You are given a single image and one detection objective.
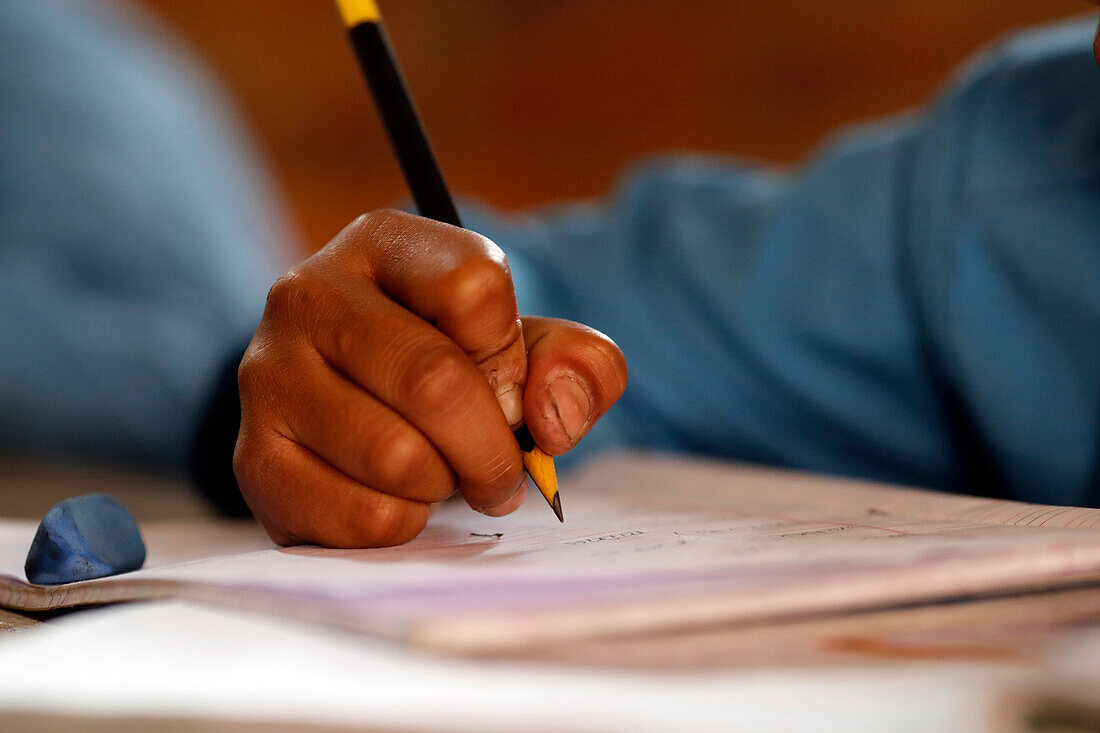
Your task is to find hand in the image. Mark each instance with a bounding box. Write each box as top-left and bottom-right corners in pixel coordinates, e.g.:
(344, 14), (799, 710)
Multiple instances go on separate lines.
(234, 210), (627, 548)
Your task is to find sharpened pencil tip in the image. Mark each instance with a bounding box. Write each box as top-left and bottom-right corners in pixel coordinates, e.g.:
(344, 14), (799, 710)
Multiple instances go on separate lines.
(520, 438), (561, 522)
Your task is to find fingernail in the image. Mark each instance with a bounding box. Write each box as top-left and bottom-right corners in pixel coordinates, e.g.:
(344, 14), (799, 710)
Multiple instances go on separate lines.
(495, 384), (523, 428)
(475, 475), (527, 517)
(549, 376), (591, 443)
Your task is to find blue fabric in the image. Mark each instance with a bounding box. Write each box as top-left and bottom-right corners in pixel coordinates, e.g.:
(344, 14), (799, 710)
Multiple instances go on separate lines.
(2, 2), (1097, 509)
(469, 18), (1100, 508)
(0, 0), (294, 465)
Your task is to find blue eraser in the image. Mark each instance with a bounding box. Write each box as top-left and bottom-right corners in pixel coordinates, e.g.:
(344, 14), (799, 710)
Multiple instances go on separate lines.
(24, 493), (146, 585)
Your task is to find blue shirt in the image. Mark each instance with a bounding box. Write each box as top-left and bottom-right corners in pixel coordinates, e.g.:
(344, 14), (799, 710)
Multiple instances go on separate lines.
(2, 3), (1097, 508)
(0, 0), (292, 465)
(472, 17), (1100, 508)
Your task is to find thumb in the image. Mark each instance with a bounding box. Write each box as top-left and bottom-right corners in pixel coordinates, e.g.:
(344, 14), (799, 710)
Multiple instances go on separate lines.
(520, 317), (628, 455)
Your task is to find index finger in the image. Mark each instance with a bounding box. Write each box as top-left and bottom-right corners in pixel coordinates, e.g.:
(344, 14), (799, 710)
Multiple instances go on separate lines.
(338, 210), (524, 365)
(330, 210), (529, 426)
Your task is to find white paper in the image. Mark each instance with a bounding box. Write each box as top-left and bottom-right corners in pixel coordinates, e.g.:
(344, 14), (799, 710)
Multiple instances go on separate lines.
(3, 452), (1100, 652)
(0, 600), (1014, 733)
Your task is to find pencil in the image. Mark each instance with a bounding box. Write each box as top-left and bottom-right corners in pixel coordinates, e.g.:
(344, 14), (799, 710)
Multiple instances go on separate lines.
(334, 0), (563, 522)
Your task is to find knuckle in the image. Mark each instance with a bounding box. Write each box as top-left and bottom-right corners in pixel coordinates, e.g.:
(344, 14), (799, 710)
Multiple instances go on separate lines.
(236, 353), (260, 401)
(264, 267), (320, 322)
(398, 343), (472, 416)
(230, 435), (252, 489)
(235, 343), (293, 421)
(264, 269), (299, 315)
(232, 430), (275, 506)
(347, 209), (407, 249)
(358, 208), (404, 231)
(330, 322), (361, 366)
(371, 428), (429, 489)
(441, 252), (514, 320)
(266, 269), (342, 347)
(359, 498), (426, 548)
(364, 500), (405, 546)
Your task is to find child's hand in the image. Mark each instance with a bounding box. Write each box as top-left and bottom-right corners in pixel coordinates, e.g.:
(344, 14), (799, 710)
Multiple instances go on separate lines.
(234, 210), (627, 547)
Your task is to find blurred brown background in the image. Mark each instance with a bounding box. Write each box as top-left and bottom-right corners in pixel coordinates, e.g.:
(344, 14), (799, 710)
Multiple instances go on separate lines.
(136, 1), (1091, 252)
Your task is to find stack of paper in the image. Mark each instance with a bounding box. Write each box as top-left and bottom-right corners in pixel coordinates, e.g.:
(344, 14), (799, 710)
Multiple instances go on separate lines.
(2, 452), (1099, 653)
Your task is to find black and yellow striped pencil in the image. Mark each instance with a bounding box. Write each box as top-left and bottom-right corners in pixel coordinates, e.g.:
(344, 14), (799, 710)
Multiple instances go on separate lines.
(334, 0), (563, 522)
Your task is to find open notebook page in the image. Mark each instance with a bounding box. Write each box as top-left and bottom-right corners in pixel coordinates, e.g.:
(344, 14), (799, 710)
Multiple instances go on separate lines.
(2, 452), (1100, 653)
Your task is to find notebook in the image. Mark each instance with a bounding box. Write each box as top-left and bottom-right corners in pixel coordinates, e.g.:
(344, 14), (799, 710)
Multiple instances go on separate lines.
(2, 452), (1100, 653)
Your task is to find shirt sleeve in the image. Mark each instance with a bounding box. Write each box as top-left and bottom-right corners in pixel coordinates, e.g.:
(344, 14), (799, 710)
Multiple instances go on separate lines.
(467, 18), (1100, 507)
(0, 0), (296, 466)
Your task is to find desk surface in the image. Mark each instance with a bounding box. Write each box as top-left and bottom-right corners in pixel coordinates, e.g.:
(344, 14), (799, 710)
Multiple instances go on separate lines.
(1, 455), (1099, 731)
(0, 453), (213, 633)
(3, 454), (1100, 663)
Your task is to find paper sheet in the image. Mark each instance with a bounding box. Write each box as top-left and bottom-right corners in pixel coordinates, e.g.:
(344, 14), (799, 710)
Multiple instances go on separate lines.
(0, 601), (1014, 733)
(2, 452), (1100, 652)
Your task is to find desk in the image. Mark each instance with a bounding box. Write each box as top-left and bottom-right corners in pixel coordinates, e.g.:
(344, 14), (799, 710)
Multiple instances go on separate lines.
(7, 454), (1100, 668)
(1, 456), (1099, 731)
(0, 454), (213, 634)
(0, 453), (211, 523)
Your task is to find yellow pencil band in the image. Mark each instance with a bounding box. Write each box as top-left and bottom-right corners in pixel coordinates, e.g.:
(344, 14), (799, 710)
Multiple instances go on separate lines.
(336, 0), (381, 28)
